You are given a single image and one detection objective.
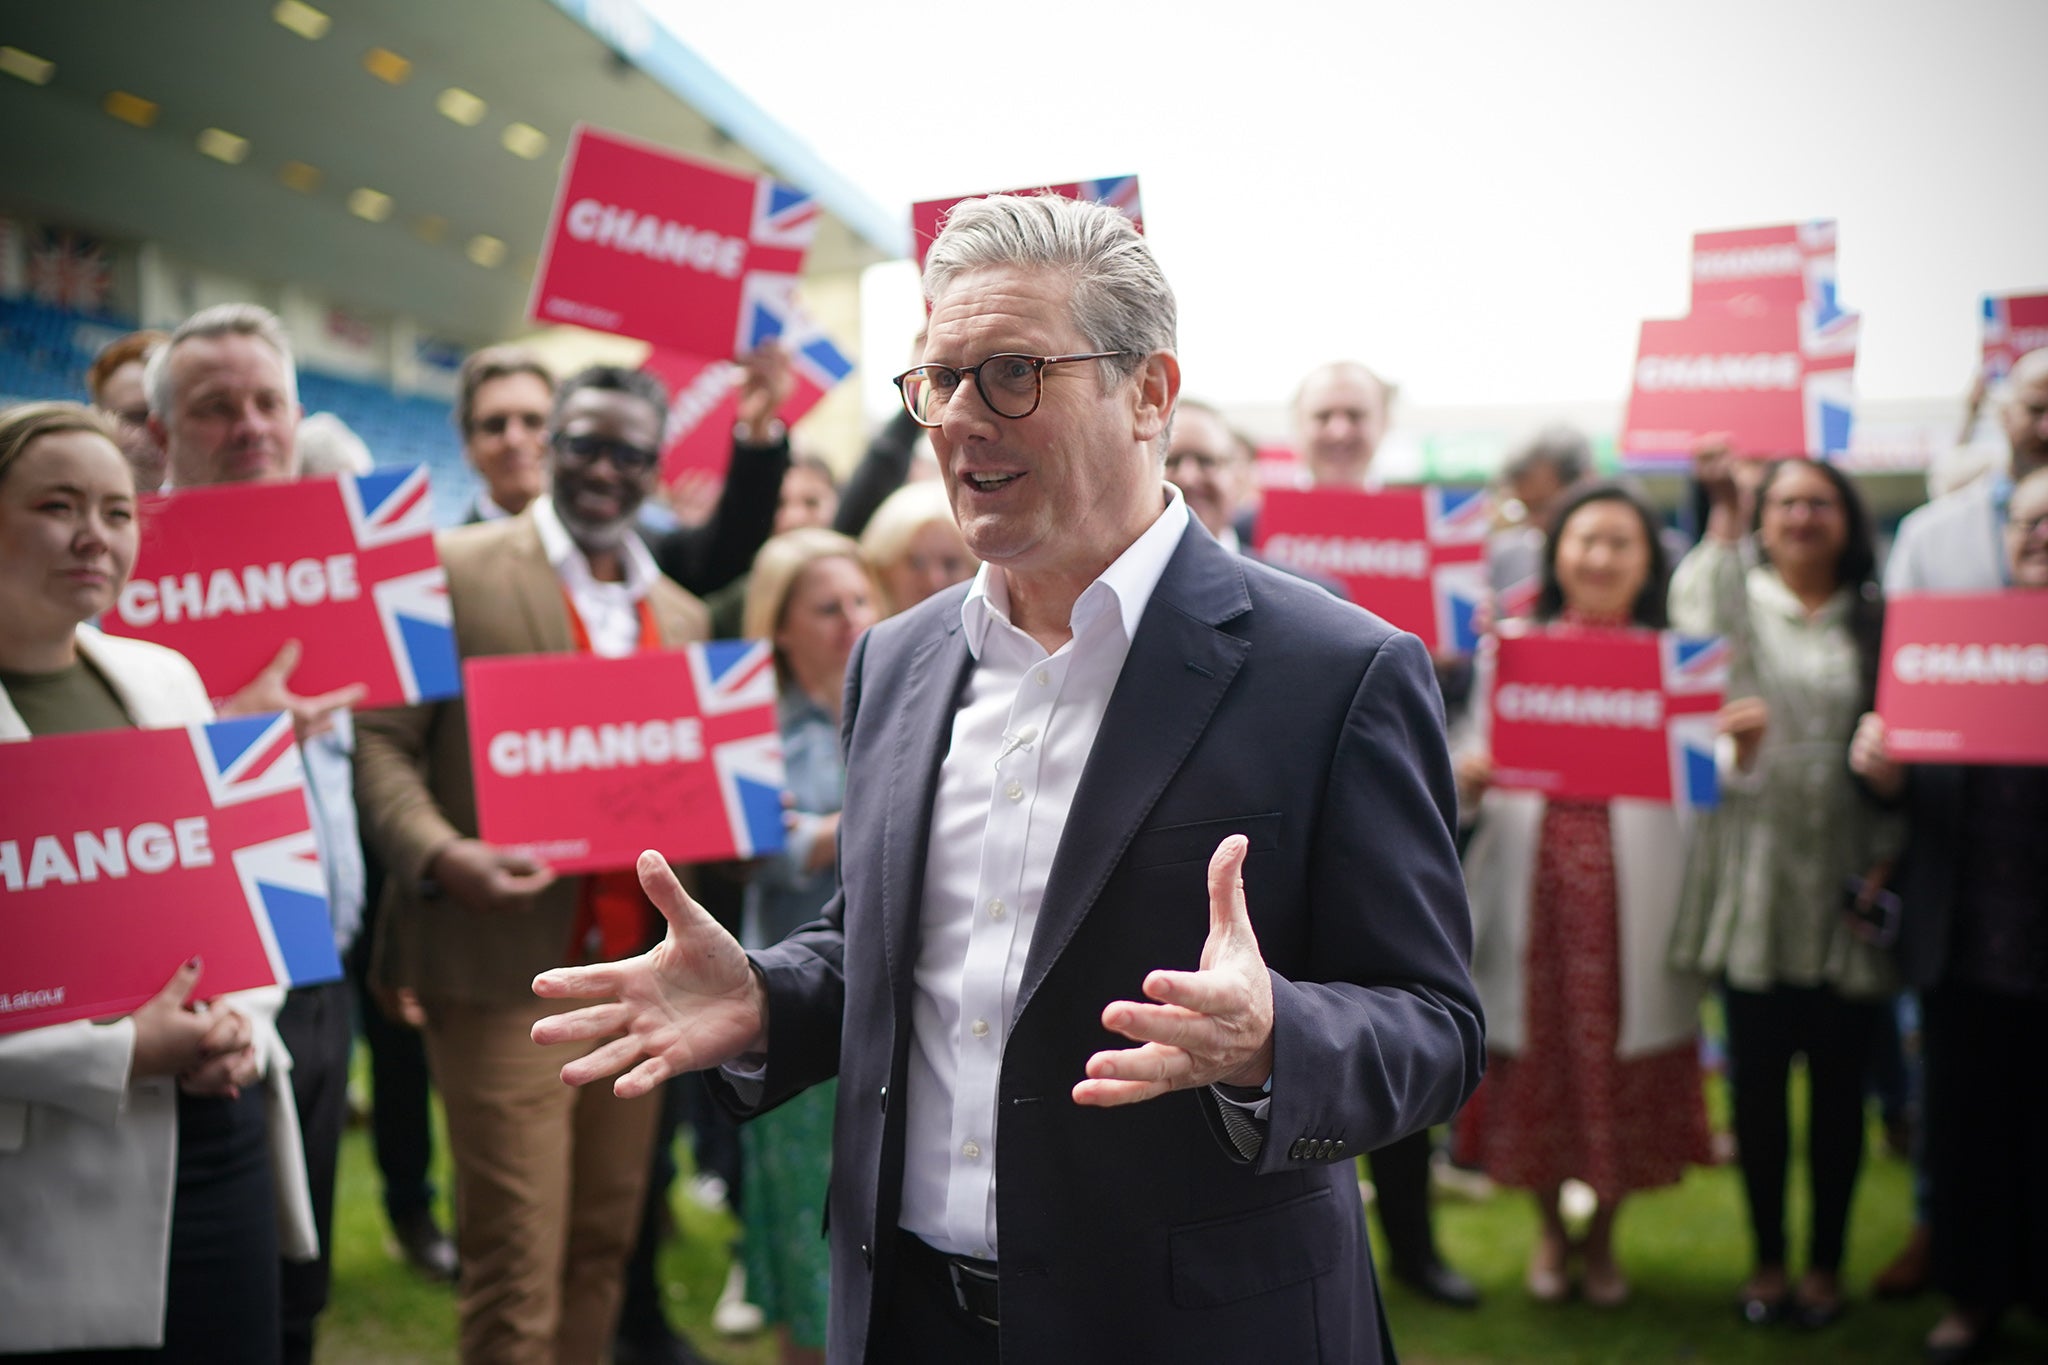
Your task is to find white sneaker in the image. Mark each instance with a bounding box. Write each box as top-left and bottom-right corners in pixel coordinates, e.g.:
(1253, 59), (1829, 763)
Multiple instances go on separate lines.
(712, 1263), (764, 1338)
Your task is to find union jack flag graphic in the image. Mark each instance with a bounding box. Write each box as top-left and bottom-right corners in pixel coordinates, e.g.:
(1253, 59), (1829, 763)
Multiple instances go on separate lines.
(1660, 633), (1731, 810)
(232, 829), (339, 991)
(735, 270), (804, 357)
(27, 228), (111, 311)
(1080, 176), (1144, 229)
(188, 714), (343, 987)
(750, 178), (821, 253)
(342, 467), (459, 704)
(192, 711), (304, 807)
(1426, 487), (1492, 654)
(688, 641), (786, 858)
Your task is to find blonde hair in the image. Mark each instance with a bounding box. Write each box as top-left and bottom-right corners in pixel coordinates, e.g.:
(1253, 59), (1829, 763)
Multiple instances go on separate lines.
(859, 482), (957, 574)
(742, 528), (876, 676)
(0, 401), (123, 488)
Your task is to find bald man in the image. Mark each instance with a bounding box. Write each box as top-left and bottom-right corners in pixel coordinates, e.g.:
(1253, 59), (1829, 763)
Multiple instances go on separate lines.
(1295, 361), (1394, 488)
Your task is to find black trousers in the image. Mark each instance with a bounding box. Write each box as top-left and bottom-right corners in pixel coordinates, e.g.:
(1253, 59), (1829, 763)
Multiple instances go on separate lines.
(277, 980), (353, 1365)
(1925, 983), (2048, 1318)
(1369, 1126), (1443, 1271)
(1723, 982), (1884, 1272)
(348, 860), (439, 1227)
(869, 1232), (1000, 1365)
(21, 1086), (280, 1363)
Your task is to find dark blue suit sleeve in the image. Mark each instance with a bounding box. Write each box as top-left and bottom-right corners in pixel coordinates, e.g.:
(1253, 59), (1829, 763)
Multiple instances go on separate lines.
(1254, 630), (1485, 1170)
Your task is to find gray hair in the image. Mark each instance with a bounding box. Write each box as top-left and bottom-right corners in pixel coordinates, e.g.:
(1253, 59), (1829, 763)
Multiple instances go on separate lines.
(1501, 424), (1593, 490)
(923, 194), (1177, 393)
(295, 411), (374, 477)
(144, 302), (300, 417)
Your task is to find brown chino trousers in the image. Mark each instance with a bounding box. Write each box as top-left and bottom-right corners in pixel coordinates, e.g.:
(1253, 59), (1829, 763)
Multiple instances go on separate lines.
(423, 999), (661, 1365)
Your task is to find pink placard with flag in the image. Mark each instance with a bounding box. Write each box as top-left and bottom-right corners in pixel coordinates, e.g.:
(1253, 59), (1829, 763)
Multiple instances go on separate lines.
(1983, 292), (2048, 380)
(912, 176), (1142, 275)
(1624, 219), (1858, 467)
(645, 314), (854, 484)
(1487, 627), (1728, 807)
(1690, 220), (1840, 311)
(1253, 486), (1488, 653)
(0, 712), (340, 1035)
(530, 125), (820, 360)
(1876, 592), (2048, 764)
(464, 643), (787, 875)
(100, 467), (458, 710)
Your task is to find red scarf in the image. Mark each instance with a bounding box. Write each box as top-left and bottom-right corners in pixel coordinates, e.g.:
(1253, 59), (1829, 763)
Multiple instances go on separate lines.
(563, 587), (666, 963)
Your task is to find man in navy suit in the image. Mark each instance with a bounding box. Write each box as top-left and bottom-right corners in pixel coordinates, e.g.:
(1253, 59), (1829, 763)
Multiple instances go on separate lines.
(533, 193), (1482, 1363)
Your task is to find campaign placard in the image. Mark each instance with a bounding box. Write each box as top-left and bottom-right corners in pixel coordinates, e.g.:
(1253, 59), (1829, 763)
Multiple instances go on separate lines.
(1690, 220), (1840, 312)
(1625, 220), (1859, 468)
(100, 467), (458, 710)
(645, 315), (853, 484)
(1621, 301), (1857, 465)
(0, 712), (341, 1034)
(1876, 592), (2048, 764)
(1486, 627), (1728, 807)
(1253, 486), (1488, 653)
(1983, 292), (2048, 380)
(530, 125), (820, 360)
(464, 642), (788, 874)
(107, 469), (456, 703)
(912, 175), (1142, 275)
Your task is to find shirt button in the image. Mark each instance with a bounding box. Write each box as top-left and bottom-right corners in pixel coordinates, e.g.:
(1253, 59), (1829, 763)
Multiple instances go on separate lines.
(1004, 780), (1024, 802)
(987, 898), (1006, 920)
(971, 1019), (989, 1037)
(1035, 669), (1050, 686)
(962, 1140), (982, 1159)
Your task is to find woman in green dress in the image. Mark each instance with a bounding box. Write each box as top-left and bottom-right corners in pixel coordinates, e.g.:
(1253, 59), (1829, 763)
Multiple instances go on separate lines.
(1668, 446), (1897, 1331)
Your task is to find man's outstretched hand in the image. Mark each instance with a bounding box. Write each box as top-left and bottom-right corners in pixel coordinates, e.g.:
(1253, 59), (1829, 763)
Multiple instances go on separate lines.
(531, 851), (768, 1098)
(1073, 835), (1275, 1107)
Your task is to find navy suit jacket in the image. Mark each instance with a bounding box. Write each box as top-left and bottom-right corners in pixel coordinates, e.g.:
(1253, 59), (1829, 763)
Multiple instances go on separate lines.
(731, 521), (1483, 1362)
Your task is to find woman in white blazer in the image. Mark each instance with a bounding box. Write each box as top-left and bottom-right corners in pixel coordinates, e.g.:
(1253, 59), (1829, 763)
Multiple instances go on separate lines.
(0, 403), (315, 1360)
(1456, 482), (1760, 1309)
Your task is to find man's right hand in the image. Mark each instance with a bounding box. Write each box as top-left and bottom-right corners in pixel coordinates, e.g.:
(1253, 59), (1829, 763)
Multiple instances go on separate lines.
(531, 851), (767, 1098)
(431, 838), (557, 913)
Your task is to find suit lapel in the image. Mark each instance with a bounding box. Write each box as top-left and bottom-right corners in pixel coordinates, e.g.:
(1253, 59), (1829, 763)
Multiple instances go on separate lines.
(502, 517), (574, 653)
(879, 611), (975, 1004)
(1015, 531), (1252, 1021)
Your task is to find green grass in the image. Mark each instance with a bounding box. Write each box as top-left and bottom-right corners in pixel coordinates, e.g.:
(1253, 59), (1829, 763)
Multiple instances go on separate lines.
(314, 1058), (2047, 1364)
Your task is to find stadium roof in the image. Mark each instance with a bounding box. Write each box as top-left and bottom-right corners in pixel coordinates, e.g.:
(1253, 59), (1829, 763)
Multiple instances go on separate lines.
(0, 0), (904, 343)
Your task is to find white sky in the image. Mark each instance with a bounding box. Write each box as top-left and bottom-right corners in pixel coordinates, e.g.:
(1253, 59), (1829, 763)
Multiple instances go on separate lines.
(652, 0), (2045, 420)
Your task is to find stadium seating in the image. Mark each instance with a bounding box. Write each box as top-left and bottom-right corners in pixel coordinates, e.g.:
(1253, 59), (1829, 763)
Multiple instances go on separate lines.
(0, 296), (479, 524)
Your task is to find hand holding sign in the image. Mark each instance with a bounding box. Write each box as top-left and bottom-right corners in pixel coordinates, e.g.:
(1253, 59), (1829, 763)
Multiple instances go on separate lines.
(126, 958), (215, 1080)
(1849, 711), (1905, 800)
(430, 837), (558, 915)
(532, 851), (769, 1098)
(734, 342), (793, 445)
(218, 640), (367, 743)
(1074, 835), (1275, 1107)
(179, 1006), (260, 1100)
(1718, 696), (1770, 773)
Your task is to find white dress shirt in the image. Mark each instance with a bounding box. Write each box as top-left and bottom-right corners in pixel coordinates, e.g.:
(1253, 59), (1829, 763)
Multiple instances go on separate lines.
(899, 486), (1190, 1258)
(529, 495), (661, 657)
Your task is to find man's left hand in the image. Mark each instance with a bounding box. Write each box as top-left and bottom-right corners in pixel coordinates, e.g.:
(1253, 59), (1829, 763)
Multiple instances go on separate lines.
(1074, 835), (1274, 1107)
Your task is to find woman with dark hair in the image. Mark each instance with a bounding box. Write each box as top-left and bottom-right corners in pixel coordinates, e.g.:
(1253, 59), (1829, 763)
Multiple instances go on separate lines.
(1668, 447), (1898, 1331)
(1457, 482), (1734, 1306)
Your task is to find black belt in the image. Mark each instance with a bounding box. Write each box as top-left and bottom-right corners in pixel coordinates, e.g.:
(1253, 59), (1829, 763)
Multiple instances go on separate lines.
(899, 1230), (1000, 1327)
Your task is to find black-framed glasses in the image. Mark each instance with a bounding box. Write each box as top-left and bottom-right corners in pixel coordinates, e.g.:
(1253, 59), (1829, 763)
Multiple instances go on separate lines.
(892, 351), (1134, 427)
(550, 430), (661, 472)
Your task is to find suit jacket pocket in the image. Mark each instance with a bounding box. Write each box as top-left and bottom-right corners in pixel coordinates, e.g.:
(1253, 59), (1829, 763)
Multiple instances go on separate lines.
(1121, 812), (1282, 871)
(1168, 1185), (1341, 1308)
